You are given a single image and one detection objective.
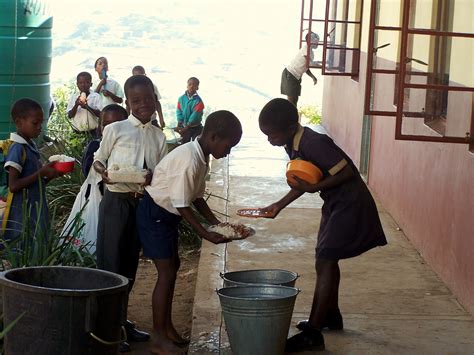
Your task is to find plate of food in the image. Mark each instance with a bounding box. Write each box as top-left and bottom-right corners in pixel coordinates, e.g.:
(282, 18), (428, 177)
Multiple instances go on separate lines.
(236, 208), (273, 218)
(49, 154), (75, 173)
(107, 164), (148, 184)
(207, 223), (255, 240)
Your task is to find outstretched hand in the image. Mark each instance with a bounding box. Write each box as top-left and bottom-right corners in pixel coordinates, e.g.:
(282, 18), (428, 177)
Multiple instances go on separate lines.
(258, 203), (282, 219)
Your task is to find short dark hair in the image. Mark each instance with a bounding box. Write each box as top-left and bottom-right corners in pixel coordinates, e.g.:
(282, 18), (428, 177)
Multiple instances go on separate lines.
(259, 98), (298, 131)
(188, 77), (200, 86)
(11, 98), (43, 122)
(94, 56), (107, 68)
(101, 104), (128, 119)
(132, 65), (145, 74)
(77, 71), (92, 81)
(203, 110), (242, 139)
(123, 75), (155, 98)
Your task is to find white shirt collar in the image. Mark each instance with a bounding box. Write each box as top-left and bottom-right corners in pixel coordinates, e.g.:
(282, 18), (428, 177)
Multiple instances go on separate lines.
(128, 114), (153, 128)
(193, 139), (207, 165)
(10, 132), (29, 144)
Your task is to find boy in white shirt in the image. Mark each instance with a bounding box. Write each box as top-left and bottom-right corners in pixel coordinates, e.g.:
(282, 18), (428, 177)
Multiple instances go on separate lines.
(136, 110), (242, 354)
(93, 56), (124, 107)
(281, 32), (319, 106)
(93, 74), (167, 352)
(132, 65), (166, 129)
(67, 72), (103, 137)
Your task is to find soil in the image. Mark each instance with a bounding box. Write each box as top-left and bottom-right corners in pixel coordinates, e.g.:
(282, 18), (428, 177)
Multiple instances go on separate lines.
(127, 248), (200, 354)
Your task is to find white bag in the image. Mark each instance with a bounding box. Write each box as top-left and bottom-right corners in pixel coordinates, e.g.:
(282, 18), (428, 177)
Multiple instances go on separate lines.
(61, 169), (102, 254)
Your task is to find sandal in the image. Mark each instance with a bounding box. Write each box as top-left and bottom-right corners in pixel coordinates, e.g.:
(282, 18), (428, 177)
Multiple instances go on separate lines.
(296, 309), (343, 331)
(285, 327), (325, 352)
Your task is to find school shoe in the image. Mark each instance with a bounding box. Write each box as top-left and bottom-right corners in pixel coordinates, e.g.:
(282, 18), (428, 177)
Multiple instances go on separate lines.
(285, 327), (325, 352)
(296, 309), (343, 331)
(119, 341), (131, 353)
(124, 320), (151, 342)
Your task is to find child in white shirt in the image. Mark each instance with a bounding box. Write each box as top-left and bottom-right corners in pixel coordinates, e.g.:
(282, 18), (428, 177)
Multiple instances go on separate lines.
(93, 56), (124, 107)
(136, 110), (242, 354)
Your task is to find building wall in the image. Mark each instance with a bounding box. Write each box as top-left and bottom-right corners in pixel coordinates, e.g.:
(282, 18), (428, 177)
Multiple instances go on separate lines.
(321, 2), (474, 314)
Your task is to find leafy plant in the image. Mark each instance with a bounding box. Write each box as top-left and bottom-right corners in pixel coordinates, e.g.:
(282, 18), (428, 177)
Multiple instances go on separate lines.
(299, 105), (322, 125)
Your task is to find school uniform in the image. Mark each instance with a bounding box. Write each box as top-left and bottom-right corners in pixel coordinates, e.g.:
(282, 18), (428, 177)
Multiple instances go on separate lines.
(93, 77), (124, 107)
(286, 125), (387, 259)
(137, 140), (208, 259)
(93, 115), (167, 286)
(66, 91), (103, 135)
(3, 133), (48, 240)
(281, 43), (314, 97)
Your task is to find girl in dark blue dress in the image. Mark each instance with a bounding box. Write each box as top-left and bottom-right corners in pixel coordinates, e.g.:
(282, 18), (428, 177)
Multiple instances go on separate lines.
(258, 98), (387, 352)
(3, 99), (62, 245)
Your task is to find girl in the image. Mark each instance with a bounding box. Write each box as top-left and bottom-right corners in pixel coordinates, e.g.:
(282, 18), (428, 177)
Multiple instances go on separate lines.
(258, 98), (387, 352)
(3, 98), (62, 242)
(94, 56), (124, 107)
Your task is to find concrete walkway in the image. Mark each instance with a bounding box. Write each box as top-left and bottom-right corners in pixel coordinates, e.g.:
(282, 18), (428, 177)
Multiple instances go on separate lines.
(188, 125), (474, 354)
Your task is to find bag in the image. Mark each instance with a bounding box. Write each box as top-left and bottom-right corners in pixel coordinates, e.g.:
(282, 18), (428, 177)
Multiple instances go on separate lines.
(61, 169), (102, 253)
(0, 140), (26, 232)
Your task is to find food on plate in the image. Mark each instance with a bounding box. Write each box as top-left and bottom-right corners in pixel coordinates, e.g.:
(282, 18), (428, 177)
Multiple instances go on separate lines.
(107, 164), (148, 183)
(236, 208), (273, 218)
(49, 154), (75, 163)
(207, 223), (255, 240)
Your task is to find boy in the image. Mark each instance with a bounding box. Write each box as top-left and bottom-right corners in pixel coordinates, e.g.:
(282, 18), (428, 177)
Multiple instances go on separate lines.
(281, 32), (319, 106)
(93, 75), (168, 352)
(132, 65), (166, 129)
(137, 110), (242, 354)
(67, 72), (103, 137)
(94, 57), (124, 106)
(174, 77), (204, 143)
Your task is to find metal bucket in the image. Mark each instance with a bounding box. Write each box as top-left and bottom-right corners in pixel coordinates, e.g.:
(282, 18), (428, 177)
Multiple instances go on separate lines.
(0, 266), (129, 355)
(221, 269), (298, 287)
(217, 285), (299, 355)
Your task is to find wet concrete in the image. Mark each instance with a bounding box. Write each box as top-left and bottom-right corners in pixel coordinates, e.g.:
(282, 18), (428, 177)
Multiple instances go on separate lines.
(189, 125), (474, 354)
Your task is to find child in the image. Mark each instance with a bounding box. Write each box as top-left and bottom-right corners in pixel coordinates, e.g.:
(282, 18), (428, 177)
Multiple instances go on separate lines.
(132, 65), (166, 129)
(3, 99), (62, 241)
(93, 56), (124, 107)
(174, 77), (204, 143)
(67, 71), (103, 137)
(258, 98), (387, 352)
(63, 105), (129, 252)
(281, 32), (319, 106)
(93, 75), (168, 352)
(136, 110), (242, 354)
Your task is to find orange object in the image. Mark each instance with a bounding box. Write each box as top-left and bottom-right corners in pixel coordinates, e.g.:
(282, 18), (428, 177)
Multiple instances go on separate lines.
(286, 159), (322, 184)
(52, 161), (75, 173)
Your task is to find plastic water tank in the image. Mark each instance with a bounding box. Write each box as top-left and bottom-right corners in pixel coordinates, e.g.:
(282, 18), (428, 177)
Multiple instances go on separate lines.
(0, 0), (53, 138)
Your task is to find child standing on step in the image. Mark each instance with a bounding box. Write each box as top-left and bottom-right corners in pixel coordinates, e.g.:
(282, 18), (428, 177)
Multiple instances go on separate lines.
(258, 98), (387, 352)
(136, 110), (242, 354)
(3, 98), (62, 242)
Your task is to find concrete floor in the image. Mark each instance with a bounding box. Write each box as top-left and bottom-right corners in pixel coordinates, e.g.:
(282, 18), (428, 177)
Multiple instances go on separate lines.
(188, 126), (474, 354)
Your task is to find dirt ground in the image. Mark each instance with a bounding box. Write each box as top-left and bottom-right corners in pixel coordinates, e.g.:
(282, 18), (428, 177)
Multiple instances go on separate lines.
(127, 248), (200, 354)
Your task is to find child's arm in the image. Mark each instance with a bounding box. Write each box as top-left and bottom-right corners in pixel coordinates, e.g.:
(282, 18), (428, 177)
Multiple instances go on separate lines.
(176, 100), (184, 126)
(92, 126), (115, 183)
(260, 189), (305, 219)
(192, 197), (220, 225)
(103, 90), (123, 104)
(67, 96), (81, 119)
(305, 68), (318, 85)
(95, 78), (106, 93)
(186, 101), (204, 127)
(177, 206), (228, 244)
(289, 163), (354, 193)
(156, 100), (166, 129)
(85, 104), (101, 118)
(7, 164), (60, 193)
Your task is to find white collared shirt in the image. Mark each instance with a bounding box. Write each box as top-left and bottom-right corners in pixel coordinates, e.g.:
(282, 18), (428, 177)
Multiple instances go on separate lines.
(92, 77), (124, 107)
(4, 133), (38, 173)
(145, 140), (208, 215)
(287, 44), (315, 80)
(66, 92), (103, 131)
(94, 114), (168, 193)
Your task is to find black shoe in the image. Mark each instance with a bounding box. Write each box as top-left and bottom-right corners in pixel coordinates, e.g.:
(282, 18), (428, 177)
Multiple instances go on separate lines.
(285, 327), (325, 352)
(124, 320), (150, 342)
(119, 341), (131, 353)
(296, 309), (343, 331)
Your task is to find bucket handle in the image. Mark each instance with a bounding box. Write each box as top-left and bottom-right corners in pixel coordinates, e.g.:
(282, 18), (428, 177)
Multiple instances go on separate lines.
(89, 326), (127, 346)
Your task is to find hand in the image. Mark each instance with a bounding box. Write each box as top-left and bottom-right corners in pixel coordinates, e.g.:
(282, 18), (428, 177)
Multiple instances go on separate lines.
(99, 78), (107, 86)
(142, 169), (152, 187)
(313, 77), (318, 85)
(203, 231), (231, 244)
(100, 169), (114, 184)
(258, 203), (282, 219)
(287, 175), (318, 193)
(102, 90), (111, 97)
(39, 163), (62, 179)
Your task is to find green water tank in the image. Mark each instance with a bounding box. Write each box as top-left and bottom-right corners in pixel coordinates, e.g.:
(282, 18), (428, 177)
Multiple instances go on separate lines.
(0, 0), (53, 138)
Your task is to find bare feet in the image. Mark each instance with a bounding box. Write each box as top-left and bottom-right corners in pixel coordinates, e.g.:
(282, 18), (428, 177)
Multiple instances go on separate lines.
(167, 326), (190, 345)
(150, 331), (187, 355)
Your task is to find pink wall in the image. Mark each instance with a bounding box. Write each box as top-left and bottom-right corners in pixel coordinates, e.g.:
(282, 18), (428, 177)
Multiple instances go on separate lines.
(322, 52), (474, 315)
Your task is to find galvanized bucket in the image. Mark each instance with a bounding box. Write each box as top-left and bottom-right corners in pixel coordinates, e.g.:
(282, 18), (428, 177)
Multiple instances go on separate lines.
(220, 269), (298, 287)
(217, 285), (299, 355)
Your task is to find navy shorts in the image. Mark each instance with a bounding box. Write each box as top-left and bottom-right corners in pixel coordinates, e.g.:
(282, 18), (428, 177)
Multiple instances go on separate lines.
(136, 192), (182, 260)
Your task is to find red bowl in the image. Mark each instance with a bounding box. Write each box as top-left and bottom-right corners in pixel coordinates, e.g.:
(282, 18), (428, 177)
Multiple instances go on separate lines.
(52, 161), (75, 173)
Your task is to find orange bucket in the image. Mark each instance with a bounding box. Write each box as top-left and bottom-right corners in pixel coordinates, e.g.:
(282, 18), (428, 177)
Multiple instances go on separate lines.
(286, 160), (322, 184)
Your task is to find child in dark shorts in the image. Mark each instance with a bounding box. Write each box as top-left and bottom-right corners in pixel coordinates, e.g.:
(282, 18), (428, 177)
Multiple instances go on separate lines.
(258, 98), (387, 352)
(136, 110), (242, 354)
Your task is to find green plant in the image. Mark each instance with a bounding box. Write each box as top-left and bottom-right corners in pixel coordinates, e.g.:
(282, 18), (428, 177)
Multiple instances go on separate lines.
(299, 105), (322, 125)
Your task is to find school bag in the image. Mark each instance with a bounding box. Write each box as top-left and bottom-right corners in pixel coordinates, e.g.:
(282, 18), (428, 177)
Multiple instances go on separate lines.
(0, 139), (26, 232)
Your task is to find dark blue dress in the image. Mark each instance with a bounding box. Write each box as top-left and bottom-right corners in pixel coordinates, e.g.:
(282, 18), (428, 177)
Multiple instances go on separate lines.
(286, 126), (387, 259)
(4, 141), (49, 241)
